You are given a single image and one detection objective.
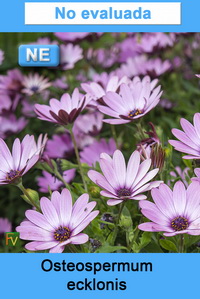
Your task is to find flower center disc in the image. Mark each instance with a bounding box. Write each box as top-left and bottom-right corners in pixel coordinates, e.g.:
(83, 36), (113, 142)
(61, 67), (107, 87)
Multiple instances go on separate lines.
(171, 216), (189, 231)
(6, 170), (20, 182)
(129, 109), (143, 118)
(117, 188), (131, 198)
(54, 226), (71, 242)
(31, 86), (39, 92)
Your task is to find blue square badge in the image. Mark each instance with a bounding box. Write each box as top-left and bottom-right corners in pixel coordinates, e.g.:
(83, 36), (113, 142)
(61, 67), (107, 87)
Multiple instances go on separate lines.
(18, 44), (60, 67)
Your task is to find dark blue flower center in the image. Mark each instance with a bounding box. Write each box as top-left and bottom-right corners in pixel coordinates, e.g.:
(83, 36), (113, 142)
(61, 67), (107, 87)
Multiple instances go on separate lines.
(6, 170), (20, 181)
(117, 188), (131, 198)
(31, 86), (39, 92)
(128, 109), (143, 118)
(54, 226), (71, 242)
(171, 216), (189, 231)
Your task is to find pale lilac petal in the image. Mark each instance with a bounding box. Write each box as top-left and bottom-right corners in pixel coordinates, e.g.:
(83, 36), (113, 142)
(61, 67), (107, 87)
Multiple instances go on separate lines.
(185, 182), (200, 221)
(107, 199), (123, 206)
(172, 181), (187, 215)
(131, 194), (147, 200)
(172, 128), (199, 150)
(133, 168), (159, 191)
(71, 201), (97, 229)
(72, 211), (99, 236)
(25, 210), (54, 231)
(194, 113), (200, 139)
(12, 138), (21, 170)
(103, 118), (130, 125)
(0, 139), (13, 170)
(103, 92), (127, 113)
(138, 222), (172, 232)
(88, 170), (109, 187)
(126, 151), (140, 188)
(99, 157), (119, 189)
(25, 241), (58, 251)
(49, 244), (65, 253)
(70, 233), (88, 244)
(22, 155), (39, 174)
(100, 190), (118, 198)
(51, 191), (61, 214)
(140, 209), (169, 226)
(151, 186), (176, 218)
(40, 197), (60, 228)
(169, 140), (199, 156)
(59, 188), (72, 226)
(113, 150), (126, 187)
(132, 159), (151, 187)
(98, 106), (119, 118)
(17, 226), (53, 241)
(181, 118), (200, 146)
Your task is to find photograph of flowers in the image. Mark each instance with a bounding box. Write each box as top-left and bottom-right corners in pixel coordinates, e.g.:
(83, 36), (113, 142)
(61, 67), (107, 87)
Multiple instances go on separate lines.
(0, 32), (200, 253)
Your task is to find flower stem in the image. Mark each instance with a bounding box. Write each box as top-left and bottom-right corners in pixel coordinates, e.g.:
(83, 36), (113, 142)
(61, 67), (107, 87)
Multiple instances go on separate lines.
(111, 202), (125, 245)
(110, 125), (119, 149)
(136, 122), (146, 139)
(69, 127), (88, 192)
(179, 234), (184, 253)
(54, 170), (71, 192)
(17, 183), (41, 212)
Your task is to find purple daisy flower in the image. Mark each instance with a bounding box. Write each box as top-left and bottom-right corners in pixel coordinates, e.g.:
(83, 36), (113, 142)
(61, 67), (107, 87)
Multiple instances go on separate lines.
(145, 58), (171, 77)
(74, 112), (103, 137)
(98, 79), (162, 125)
(54, 32), (90, 42)
(116, 56), (147, 79)
(140, 33), (175, 53)
(87, 46), (119, 68)
(88, 150), (162, 206)
(37, 169), (76, 193)
(29, 37), (58, 45)
(0, 94), (12, 113)
(80, 138), (116, 167)
(0, 218), (12, 234)
(0, 115), (28, 139)
(139, 181), (200, 236)
(0, 69), (24, 96)
(117, 37), (141, 63)
(81, 75), (129, 103)
(45, 133), (74, 159)
(60, 44), (83, 70)
(0, 134), (47, 185)
(53, 76), (68, 90)
(22, 73), (51, 96)
(35, 88), (91, 126)
(16, 189), (99, 253)
(169, 113), (200, 159)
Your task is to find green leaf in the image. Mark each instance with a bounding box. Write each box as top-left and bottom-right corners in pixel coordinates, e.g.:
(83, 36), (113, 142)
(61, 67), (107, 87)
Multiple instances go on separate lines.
(131, 242), (140, 253)
(183, 159), (193, 169)
(184, 235), (200, 248)
(21, 189), (40, 208)
(139, 232), (152, 249)
(61, 159), (78, 170)
(159, 239), (178, 252)
(131, 232), (152, 253)
(96, 244), (128, 253)
(98, 220), (115, 227)
(72, 183), (85, 194)
(119, 206), (133, 228)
